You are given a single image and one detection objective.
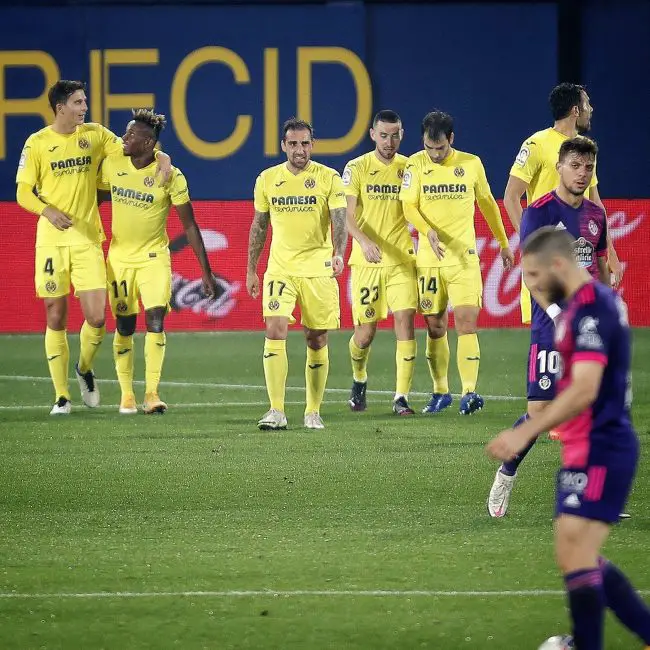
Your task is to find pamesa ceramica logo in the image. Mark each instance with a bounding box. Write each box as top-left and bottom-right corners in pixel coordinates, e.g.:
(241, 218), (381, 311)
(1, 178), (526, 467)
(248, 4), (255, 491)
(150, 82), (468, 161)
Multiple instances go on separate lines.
(169, 229), (240, 318)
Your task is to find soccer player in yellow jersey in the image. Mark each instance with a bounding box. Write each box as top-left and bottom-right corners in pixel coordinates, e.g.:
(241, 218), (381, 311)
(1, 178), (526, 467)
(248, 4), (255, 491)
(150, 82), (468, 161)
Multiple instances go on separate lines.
(247, 118), (347, 430)
(505, 83), (623, 326)
(343, 110), (418, 415)
(99, 109), (217, 415)
(15, 80), (171, 415)
(400, 111), (514, 415)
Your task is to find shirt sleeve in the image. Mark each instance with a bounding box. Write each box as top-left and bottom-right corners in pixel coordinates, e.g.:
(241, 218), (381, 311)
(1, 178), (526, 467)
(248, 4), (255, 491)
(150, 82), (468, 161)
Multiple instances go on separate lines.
(15, 136), (38, 187)
(399, 162), (420, 206)
(97, 158), (111, 191)
(327, 172), (347, 210)
(169, 168), (191, 206)
(475, 158), (509, 248)
(571, 302), (611, 365)
(509, 138), (541, 184)
(253, 173), (269, 212)
(342, 161), (360, 198)
(520, 206), (545, 247)
(98, 124), (123, 157)
(596, 209), (608, 256)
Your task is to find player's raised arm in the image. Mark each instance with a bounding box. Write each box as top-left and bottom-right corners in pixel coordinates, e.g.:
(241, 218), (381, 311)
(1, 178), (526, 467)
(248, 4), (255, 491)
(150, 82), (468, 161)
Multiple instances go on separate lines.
(342, 163), (381, 264)
(175, 202), (217, 299)
(475, 159), (513, 269)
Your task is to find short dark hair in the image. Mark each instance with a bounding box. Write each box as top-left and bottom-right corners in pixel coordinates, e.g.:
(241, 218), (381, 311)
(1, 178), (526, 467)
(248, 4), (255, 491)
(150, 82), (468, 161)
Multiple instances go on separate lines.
(131, 108), (167, 141)
(48, 80), (86, 114)
(522, 226), (575, 261)
(558, 135), (598, 162)
(421, 110), (453, 141)
(549, 83), (586, 121)
(282, 117), (313, 140)
(373, 110), (401, 128)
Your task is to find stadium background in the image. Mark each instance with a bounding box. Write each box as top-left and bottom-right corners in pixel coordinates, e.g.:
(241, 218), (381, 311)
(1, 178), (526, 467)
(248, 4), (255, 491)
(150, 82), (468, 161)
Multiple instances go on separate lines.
(0, 0), (648, 332)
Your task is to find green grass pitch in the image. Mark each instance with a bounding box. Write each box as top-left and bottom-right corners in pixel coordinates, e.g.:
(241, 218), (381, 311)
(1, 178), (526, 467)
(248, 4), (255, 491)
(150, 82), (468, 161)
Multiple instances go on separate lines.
(0, 329), (649, 649)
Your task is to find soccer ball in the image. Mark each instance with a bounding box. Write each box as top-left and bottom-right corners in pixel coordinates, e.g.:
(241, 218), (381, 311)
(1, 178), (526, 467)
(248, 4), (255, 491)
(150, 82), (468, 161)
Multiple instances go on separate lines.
(538, 636), (574, 650)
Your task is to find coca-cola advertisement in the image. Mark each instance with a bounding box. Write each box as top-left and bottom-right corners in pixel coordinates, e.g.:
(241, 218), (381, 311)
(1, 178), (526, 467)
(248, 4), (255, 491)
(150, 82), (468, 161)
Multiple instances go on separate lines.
(0, 199), (647, 332)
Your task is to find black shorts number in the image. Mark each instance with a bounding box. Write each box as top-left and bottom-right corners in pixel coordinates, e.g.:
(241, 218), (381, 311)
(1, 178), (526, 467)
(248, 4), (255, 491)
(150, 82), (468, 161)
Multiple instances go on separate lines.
(419, 276), (437, 294)
(111, 280), (128, 298)
(267, 280), (286, 296)
(360, 285), (379, 305)
(43, 257), (54, 276)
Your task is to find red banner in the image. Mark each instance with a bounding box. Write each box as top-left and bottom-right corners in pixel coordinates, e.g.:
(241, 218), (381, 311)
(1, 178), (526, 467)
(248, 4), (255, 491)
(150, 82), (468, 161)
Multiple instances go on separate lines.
(0, 200), (647, 332)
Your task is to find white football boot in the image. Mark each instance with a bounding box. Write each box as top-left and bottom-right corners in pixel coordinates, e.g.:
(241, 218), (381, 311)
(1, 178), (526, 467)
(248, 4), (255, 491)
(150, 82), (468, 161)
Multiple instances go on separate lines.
(257, 409), (287, 430)
(304, 412), (325, 430)
(76, 364), (100, 408)
(50, 397), (72, 416)
(487, 468), (517, 518)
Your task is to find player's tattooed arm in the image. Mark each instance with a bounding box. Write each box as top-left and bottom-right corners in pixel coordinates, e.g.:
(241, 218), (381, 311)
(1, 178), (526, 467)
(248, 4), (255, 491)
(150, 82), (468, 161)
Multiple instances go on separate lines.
(330, 206), (348, 277)
(246, 210), (270, 298)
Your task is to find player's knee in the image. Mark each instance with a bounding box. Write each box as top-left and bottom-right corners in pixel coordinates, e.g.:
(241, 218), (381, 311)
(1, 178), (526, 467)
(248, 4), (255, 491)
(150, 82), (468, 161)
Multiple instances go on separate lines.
(354, 326), (375, 348)
(45, 302), (67, 330)
(426, 321), (446, 339)
(116, 315), (137, 337)
(86, 315), (105, 329)
(393, 310), (415, 340)
(145, 308), (166, 333)
(265, 318), (288, 340)
(306, 329), (328, 350)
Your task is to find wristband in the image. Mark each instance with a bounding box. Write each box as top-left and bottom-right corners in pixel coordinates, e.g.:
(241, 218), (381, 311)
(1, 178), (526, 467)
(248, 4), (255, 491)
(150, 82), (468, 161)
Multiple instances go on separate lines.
(546, 303), (562, 321)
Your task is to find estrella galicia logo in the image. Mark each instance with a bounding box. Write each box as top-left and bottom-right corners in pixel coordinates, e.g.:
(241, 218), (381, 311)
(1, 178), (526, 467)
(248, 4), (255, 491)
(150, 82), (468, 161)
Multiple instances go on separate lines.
(169, 229), (240, 319)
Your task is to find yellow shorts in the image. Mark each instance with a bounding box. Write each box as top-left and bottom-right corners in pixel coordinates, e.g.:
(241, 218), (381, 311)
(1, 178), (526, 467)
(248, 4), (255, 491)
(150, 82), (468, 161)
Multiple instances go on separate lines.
(520, 280), (532, 324)
(350, 263), (418, 325)
(417, 263), (483, 315)
(107, 253), (171, 317)
(35, 244), (106, 298)
(262, 273), (340, 330)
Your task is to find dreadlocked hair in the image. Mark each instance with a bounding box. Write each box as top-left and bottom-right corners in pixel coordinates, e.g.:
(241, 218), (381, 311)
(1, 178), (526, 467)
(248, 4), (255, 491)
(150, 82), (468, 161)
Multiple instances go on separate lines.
(131, 108), (167, 139)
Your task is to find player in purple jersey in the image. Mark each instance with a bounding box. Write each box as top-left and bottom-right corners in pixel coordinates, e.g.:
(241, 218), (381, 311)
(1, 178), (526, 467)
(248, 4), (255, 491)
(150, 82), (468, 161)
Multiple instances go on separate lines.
(488, 137), (611, 518)
(487, 227), (650, 650)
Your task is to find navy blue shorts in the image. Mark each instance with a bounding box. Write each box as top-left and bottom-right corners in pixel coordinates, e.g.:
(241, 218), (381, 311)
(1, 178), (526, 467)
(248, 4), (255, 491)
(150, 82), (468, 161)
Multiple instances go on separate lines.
(555, 452), (638, 524)
(527, 330), (558, 401)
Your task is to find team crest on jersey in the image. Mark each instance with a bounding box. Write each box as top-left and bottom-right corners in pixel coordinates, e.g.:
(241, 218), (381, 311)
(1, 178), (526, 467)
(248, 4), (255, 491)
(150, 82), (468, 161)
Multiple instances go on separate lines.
(588, 220), (599, 236)
(365, 307), (376, 319)
(45, 281), (57, 293)
(116, 301), (128, 314)
(538, 375), (552, 391)
(144, 176), (155, 188)
(454, 166), (465, 178)
(304, 177), (316, 189)
(397, 169), (404, 179)
(268, 299), (280, 311)
(420, 298), (433, 311)
(78, 138), (90, 150)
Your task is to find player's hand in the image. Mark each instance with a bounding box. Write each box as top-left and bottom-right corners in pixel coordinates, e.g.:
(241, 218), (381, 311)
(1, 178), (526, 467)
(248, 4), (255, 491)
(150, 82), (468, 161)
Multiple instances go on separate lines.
(42, 206), (73, 230)
(609, 257), (624, 289)
(247, 270), (260, 298)
(500, 247), (515, 270)
(486, 428), (525, 462)
(332, 255), (345, 277)
(202, 272), (219, 300)
(154, 152), (173, 186)
(360, 238), (382, 264)
(426, 229), (445, 260)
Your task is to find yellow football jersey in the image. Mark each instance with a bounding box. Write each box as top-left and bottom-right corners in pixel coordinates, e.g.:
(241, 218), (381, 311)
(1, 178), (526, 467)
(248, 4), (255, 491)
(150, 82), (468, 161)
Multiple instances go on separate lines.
(509, 127), (598, 203)
(100, 154), (190, 263)
(343, 151), (415, 267)
(400, 149), (508, 268)
(16, 123), (122, 247)
(253, 160), (347, 277)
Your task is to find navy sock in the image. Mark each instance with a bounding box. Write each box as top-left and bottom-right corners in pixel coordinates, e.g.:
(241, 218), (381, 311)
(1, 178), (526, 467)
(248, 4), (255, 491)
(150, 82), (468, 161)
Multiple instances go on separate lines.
(600, 557), (650, 643)
(501, 414), (534, 476)
(565, 568), (605, 650)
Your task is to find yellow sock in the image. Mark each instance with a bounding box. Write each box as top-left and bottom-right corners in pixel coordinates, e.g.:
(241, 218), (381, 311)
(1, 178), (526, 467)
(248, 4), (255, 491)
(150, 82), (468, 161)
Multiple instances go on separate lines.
(457, 333), (480, 394)
(145, 332), (166, 394)
(113, 332), (135, 397)
(78, 321), (105, 373)
(395, 339), (417, 398)
(349, 335), (370, 383)
(426, 334), (450, 394)
(263, 338), (288, 412)
(305, 345), (329, 414)
(45, 327), (70, 400)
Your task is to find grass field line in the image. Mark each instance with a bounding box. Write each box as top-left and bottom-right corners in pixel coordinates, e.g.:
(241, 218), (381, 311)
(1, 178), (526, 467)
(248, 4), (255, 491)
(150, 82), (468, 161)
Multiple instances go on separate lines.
(0, 375), (522, 401)
(3, 588), (638, 599)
